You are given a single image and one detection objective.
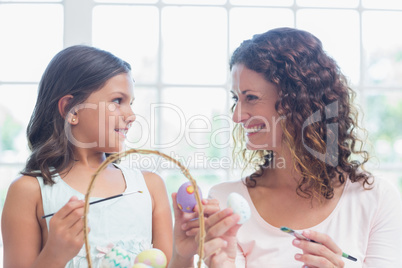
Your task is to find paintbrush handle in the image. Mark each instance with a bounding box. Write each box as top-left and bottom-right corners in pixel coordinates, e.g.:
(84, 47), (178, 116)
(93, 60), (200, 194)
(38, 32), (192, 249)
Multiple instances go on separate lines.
(42, 191), (141, 219)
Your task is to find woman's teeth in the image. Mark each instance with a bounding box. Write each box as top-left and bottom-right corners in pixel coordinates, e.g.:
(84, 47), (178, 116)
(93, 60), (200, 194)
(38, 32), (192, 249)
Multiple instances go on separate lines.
(244, 125), (264, 134)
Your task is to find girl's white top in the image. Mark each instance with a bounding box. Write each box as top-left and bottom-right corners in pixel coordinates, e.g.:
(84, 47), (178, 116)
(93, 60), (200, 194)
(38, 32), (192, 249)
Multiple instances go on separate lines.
(209, 177), (402, 268)
(37, 164), (152, 267)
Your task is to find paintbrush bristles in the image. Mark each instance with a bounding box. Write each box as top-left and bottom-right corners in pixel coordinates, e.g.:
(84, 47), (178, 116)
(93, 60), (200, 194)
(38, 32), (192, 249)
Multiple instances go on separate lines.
(83, 149), (205, 268)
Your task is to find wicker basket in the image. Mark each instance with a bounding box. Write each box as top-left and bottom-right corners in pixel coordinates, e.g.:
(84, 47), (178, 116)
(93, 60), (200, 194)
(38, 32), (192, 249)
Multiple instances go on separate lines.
(83, 149), (205, 268)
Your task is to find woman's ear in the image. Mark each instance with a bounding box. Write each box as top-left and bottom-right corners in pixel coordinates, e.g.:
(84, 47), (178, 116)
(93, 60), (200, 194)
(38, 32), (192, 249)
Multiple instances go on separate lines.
(58, 95), (77, 124)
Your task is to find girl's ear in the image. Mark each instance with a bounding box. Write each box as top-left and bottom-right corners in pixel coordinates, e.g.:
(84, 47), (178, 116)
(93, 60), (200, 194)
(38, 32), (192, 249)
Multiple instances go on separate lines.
(58, 95), (76, 124)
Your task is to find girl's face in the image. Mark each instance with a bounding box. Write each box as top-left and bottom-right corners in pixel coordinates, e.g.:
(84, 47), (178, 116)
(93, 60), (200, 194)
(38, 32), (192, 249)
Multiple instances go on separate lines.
(231, 64), (283, 151)
(71, 72), (136, 153)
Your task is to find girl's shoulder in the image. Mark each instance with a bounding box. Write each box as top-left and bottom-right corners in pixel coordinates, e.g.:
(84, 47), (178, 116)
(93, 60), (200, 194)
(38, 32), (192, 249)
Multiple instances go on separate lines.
(141, 170), (166, 192)
(7, 174), (41, 197)
(3, 174), (42, 218)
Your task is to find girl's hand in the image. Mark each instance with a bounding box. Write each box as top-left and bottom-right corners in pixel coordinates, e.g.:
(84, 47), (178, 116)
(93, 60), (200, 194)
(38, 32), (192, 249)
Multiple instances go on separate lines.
(201, 208), (241, 268)
(42, 196), (87, 265)
(171, 193), (220, 260)
(293, 230), (345, 268)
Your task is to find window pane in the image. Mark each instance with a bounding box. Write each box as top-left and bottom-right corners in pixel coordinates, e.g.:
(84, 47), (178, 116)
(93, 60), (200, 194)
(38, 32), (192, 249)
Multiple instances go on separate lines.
(364, 93), (402, 165)
(0, 0), (60, 2)
(230, 0), (293, 6)
(0, 84), (37, 163)
(297, 9), (360, 84)
(230, 8), (294, 52)
(163, 0), (226, 5)
(161, 7), (227, 85)
(362, 11), (402, 87)
(297, 0), (358, 8)
(95, 0), (157, 3)
(0, 4), (63, 82)
(157, 87), (230, 161)
(92, 5), (159, 84)
(362, 0), (402, 9)
(125, 87), (158, 149)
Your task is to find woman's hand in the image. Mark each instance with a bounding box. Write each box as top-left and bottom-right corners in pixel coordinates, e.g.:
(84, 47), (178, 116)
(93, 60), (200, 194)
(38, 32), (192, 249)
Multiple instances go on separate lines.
(201, 208), (241, 268)
(293, 230), (345, 268)
(41, 196), (87, 265)
(171, 193), (220, 260)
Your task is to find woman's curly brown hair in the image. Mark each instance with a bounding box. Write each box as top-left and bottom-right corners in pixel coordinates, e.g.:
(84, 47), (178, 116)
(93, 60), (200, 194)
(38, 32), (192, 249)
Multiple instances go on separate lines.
(230, 27), (371, 200)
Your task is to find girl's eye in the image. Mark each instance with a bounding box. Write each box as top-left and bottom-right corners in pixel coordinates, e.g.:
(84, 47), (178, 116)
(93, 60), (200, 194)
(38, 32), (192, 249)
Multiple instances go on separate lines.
(112, 98), (122, 104)
(232, 95), (239, 103)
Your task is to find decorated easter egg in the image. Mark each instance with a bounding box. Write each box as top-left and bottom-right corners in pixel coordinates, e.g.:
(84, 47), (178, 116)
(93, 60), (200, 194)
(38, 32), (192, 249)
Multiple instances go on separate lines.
(132, 264), (152, 268)
(176, 181), (202, 213)
(100, 246), (132, 268)
(134, 248), (167, 268)
(227, 192), (251, 224)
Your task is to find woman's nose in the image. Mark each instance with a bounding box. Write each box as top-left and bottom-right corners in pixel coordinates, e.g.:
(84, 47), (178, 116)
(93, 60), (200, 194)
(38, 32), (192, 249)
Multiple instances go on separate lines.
(232, 102), (248, 124)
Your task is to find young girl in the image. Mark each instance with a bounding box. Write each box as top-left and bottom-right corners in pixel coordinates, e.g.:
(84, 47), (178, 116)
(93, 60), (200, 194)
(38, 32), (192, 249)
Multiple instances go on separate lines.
(196, 28), (402, 267)
(1, 45), (207, 267)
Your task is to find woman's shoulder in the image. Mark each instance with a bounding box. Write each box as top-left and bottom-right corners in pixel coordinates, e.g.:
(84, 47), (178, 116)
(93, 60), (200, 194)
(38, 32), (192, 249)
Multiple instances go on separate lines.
(208, 179), (245, 199)
(346, 175), (401, 205)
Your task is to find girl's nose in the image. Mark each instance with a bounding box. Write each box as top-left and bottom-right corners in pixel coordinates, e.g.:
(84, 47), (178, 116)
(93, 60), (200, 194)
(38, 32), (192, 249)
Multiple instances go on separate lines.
(125, 107), (136, 124)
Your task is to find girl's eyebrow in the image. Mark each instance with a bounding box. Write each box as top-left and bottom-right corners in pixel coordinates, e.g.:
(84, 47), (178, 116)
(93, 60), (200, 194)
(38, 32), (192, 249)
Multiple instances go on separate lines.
(110, 91), (132, 99)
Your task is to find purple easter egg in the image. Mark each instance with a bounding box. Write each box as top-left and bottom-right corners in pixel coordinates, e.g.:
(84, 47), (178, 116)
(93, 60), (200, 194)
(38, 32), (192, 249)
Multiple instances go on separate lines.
(176, 182), (202, 213)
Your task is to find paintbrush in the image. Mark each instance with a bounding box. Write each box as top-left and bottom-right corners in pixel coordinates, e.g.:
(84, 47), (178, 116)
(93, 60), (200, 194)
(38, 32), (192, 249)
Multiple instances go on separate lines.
(42, 190), (143, 219)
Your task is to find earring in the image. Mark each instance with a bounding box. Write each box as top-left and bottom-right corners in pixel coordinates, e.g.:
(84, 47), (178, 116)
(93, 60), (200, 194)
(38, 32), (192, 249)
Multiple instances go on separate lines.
(72, 118), (76, 122)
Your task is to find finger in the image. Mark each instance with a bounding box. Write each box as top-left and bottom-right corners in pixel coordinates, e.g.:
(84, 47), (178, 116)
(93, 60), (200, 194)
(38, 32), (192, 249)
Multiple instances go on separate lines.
(54, 196), (85, 220)
(207, 251), (233, 268)
(205, 208), (234, 229)
(185, 227), (199, 237)
(293, 239), (344, 267)
(203, 238), (228, 260)
(171, 192), (184, 221)
(303, 230), (342, 256)
(295, 252), (344, 268)
(61, 206), (85, 229)
(182, 216), (202, 231)
(196, 219), (241, 245)
(302, 230), (344, 265)
(225, 223), (242, 237)
(206, 213), (240, 240)
(194, 199), (220, 216)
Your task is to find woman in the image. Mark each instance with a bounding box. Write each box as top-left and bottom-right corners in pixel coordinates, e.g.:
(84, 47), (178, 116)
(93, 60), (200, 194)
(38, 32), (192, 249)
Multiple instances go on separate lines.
(194, 28), (402, 267)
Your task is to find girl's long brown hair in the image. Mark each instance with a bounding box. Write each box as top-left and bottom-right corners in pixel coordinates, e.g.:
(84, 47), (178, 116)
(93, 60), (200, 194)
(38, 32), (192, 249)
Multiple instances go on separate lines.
(22, 45), (131, 184)
(230, 28), (371, 199)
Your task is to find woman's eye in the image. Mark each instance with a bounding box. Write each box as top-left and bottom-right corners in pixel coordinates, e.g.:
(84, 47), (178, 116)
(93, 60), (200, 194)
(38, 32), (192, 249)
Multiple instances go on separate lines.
(112, 98), (122, 104)
(232, 95), (239, 103)
(246, 95), (258, 101)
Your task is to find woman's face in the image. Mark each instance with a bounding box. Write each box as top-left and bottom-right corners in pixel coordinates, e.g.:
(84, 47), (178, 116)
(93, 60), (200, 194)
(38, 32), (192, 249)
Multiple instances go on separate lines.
(70, 72), (136, 153)
(231, 64), (283, 151)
